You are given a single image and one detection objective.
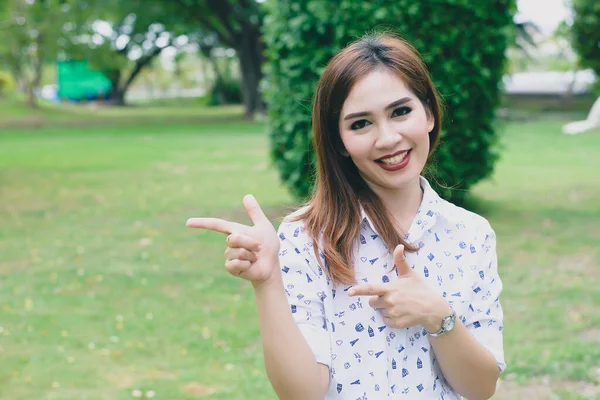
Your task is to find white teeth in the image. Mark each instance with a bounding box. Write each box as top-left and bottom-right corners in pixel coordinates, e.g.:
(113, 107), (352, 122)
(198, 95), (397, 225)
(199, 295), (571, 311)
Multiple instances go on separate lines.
(379, 152), (407, 164)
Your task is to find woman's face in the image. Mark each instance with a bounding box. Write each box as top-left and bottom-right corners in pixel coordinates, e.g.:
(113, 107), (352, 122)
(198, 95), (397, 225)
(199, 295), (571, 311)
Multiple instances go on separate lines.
(338, 68), (434, 195)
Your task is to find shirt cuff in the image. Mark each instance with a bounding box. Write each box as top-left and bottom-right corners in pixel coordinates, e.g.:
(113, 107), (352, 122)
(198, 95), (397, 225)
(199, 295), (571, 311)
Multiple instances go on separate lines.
(297, 323), (332, 368)
(469, 326), (506, 372)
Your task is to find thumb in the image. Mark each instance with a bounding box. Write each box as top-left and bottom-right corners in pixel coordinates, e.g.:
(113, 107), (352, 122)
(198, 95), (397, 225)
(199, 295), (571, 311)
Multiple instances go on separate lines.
(393, 244), (413, 277)
(243, 194), (269, 226)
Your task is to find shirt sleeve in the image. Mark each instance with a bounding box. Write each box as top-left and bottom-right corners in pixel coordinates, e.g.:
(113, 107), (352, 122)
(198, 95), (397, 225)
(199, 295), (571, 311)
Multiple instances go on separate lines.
(277, 219), (332, 368)
(462, 220), (506, 372)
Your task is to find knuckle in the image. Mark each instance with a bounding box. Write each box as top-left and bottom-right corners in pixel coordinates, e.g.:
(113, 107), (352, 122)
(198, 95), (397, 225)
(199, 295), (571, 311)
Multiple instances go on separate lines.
(225, 259), (245, 274)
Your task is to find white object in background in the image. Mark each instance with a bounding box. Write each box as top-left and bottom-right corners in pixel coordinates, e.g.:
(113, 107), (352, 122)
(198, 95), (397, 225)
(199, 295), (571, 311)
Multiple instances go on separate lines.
(563, 96), (600, 135)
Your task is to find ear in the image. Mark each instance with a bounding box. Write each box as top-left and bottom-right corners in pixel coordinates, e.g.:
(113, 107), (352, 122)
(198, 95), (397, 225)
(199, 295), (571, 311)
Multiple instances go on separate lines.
(425, 106), (435, 133)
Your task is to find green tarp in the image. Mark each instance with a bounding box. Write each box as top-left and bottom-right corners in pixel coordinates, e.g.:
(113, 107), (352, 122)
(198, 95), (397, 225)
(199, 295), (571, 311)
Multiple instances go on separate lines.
(57, 60), (112, 101)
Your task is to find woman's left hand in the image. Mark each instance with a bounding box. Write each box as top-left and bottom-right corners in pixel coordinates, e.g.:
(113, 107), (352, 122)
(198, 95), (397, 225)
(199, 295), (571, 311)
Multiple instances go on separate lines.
(348, 244), (452, 333)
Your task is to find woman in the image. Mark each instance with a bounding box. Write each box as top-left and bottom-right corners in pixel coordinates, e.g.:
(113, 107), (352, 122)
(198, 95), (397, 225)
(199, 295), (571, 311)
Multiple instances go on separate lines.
(187, 32), (505, 399)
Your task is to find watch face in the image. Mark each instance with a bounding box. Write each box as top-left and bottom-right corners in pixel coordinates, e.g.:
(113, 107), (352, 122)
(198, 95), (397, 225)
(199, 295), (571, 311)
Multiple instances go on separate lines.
(443, 317), (454, 330)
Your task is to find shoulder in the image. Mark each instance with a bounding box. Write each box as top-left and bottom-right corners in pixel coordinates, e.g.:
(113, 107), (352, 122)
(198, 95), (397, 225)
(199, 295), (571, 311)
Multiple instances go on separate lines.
(277, 206), (326, 277)
(438, 198), (495, 242)
(421, 176), (493, 239)
(277, 205), (321, 250)
(277, 205), (310, 236)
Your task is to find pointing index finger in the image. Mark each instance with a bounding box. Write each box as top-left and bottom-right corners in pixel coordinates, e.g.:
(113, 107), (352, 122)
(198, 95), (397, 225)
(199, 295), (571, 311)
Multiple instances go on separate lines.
(186, 217), (245, 235)
(348, 283), (390, 297)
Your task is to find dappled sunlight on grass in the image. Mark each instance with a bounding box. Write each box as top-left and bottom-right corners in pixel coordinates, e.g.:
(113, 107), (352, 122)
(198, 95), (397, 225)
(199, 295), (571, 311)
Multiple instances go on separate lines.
(0, 109), (599, 398)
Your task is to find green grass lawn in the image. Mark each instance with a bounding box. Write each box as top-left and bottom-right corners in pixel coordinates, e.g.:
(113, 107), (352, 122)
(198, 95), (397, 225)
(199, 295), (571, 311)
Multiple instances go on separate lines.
(0, 97), (246, 128)
(0, 106), (599, 400)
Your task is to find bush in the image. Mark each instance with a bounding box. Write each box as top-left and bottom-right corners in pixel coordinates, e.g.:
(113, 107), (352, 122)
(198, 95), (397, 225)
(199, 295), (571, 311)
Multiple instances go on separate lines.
(263, 0), (516, 202)
(208, 76), (242, 106)
(0, 71), (16, 97)
(571, 0), (600, 94)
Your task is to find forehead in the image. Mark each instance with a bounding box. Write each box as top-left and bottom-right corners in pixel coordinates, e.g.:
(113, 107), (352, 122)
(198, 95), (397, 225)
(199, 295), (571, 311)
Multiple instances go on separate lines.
(341, 69), (412, 113)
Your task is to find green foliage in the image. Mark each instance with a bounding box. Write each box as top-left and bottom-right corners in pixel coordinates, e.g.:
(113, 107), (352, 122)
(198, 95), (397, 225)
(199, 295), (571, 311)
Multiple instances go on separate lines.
(0, 0), (87, 99)
(65, 1), (181, 102)
(208, 77), (242, 106)
(263, 0), (516, 202)
(0, 71), (16, 96)
(571, 0), (600, 93)
(155, 0), (267, 116)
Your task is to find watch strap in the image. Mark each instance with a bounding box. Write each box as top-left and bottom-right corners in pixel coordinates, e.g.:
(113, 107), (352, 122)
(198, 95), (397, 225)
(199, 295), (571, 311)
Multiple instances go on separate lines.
(426, 307), (456, 337)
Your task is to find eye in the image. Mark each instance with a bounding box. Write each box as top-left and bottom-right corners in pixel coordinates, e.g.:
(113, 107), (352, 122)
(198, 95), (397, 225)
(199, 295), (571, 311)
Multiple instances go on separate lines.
(350, 119), (371, 130)
(392, 106), (411, 117)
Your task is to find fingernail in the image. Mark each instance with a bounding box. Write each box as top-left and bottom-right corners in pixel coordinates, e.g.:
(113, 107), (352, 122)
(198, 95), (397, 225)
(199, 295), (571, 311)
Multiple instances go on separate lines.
(348, 289), (355, 296)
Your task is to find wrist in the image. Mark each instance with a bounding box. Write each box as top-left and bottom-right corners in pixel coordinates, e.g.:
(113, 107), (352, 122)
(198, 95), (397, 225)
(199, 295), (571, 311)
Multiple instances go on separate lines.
(251, 267), (283, 292)
(424, 298), (453, 333)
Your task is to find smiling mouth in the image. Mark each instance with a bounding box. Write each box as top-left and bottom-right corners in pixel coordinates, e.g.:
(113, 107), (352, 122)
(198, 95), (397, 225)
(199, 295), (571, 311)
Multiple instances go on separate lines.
(375, 149), (411, 164)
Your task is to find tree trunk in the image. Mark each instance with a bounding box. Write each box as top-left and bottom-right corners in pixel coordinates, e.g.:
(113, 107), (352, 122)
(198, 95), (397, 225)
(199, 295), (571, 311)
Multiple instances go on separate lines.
(207, 55), (226, 105)
(27, 83), (37, 108)
(32, 33), (44, 91)
(107, 70), (124, 105)
(109, 47), (165, 106)
(9, 63), (26, 94)
(110, 86), (126, 105)
(27, 32), (45, 109)
(235, 21), (265, 118)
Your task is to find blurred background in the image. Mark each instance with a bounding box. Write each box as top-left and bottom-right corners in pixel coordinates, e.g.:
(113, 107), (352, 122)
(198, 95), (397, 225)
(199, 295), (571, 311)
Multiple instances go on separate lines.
(0, 0), (599, 399)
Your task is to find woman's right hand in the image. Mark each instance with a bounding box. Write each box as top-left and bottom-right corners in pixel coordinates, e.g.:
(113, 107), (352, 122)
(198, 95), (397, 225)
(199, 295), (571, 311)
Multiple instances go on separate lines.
(186, 195), (281, 286)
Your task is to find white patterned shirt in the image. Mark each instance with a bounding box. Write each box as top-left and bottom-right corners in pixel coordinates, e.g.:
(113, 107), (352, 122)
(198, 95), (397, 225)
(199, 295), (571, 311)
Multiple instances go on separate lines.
(277, 177), (505, 399)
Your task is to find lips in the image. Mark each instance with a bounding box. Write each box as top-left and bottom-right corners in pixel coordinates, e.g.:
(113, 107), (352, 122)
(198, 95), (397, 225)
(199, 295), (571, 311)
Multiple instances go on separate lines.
(376, 149), (410, 165)
(375, 149), (412, 171)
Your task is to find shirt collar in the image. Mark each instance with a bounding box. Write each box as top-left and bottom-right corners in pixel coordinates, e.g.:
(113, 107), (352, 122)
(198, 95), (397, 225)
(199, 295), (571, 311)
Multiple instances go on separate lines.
(360, 176), (451, 243)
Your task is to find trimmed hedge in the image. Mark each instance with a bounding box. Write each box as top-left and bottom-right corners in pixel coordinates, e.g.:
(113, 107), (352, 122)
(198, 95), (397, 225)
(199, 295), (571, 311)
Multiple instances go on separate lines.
(571, 0), (600, 93)
(263, 0), (516, 202)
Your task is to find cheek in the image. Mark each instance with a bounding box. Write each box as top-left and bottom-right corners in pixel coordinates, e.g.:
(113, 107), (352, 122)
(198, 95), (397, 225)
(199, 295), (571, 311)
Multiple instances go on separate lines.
(341, 132), (371, 160)
(407, 117), (432, 149)
(416, 129), (431, 148)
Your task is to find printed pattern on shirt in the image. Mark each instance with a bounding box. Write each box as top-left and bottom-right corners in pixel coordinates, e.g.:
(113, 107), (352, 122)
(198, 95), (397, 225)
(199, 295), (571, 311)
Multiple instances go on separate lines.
(277, 177), (505, 399)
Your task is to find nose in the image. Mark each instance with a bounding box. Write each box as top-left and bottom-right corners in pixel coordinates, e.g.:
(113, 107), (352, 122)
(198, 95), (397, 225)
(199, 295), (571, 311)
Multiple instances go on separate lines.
(375, 121), (402, 150)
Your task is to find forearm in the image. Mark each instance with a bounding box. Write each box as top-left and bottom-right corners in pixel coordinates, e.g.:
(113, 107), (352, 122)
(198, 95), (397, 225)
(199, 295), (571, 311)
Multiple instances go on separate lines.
(428, 320), (499, 400)
(253, 275), (327, 400)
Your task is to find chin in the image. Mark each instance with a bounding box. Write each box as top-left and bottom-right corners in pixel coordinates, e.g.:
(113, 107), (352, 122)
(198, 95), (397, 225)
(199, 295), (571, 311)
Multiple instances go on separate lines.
(362, 171), (421, 192)
(389, 176), (420, 190)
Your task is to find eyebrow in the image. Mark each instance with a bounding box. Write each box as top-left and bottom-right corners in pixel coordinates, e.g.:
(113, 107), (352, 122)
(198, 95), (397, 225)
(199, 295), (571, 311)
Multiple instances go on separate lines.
(343, 97), (412, 121)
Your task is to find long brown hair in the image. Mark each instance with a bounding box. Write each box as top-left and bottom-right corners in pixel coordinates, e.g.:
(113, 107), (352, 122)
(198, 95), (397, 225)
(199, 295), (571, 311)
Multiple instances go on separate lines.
(291, 32), (443, 285)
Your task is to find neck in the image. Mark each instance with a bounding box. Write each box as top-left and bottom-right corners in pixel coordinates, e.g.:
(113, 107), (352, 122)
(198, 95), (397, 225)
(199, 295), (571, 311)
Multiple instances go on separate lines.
(371, 177), (424, 233)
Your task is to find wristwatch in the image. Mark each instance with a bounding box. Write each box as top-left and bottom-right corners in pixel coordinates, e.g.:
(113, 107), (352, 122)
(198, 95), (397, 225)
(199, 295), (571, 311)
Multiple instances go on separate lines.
(426, 307), (456, 337)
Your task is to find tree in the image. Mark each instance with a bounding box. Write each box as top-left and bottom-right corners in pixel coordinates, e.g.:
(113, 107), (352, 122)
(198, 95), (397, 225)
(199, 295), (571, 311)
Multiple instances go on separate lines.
(512, 20), (542, 60)
(67, 0), (188, 105)
(263, 0), (516, 203)
(162, 0), (265, 117)
(570, 0), (600, 92)
(0, 0), (83, 107)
